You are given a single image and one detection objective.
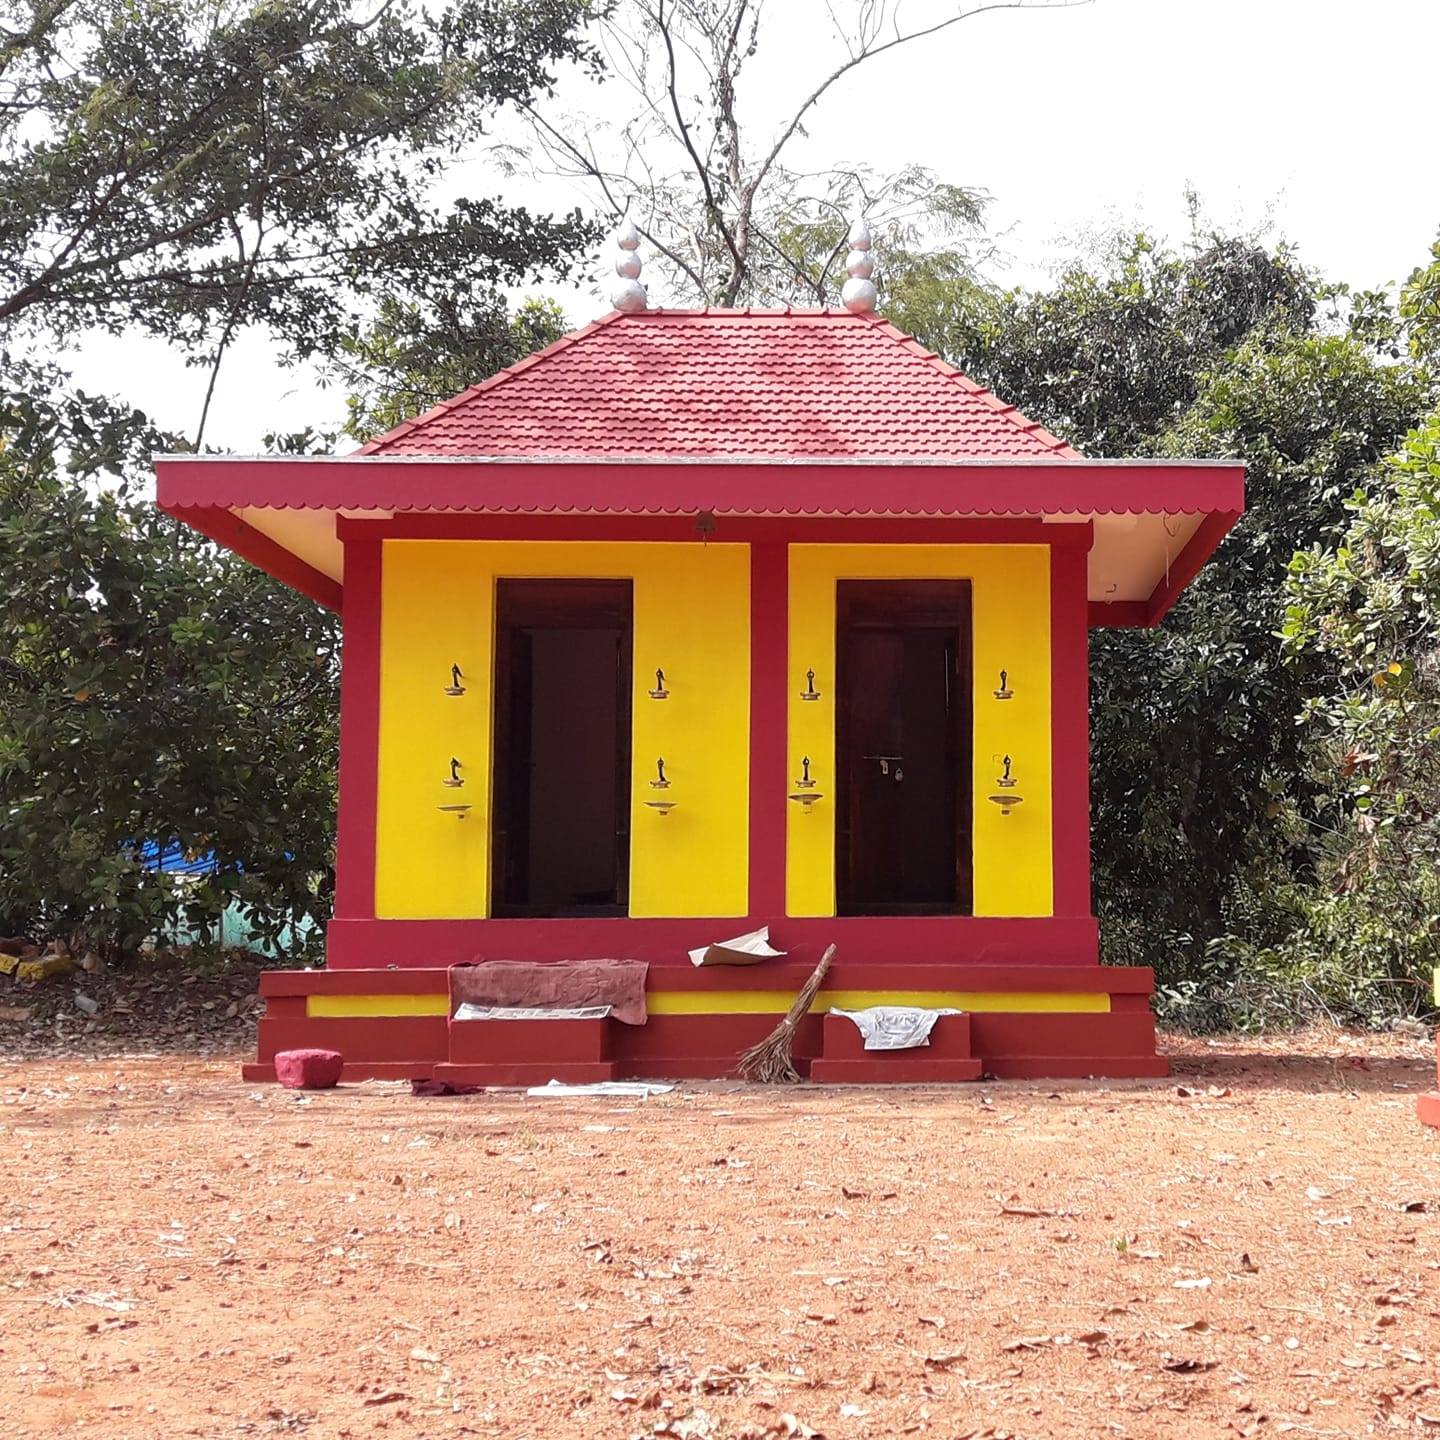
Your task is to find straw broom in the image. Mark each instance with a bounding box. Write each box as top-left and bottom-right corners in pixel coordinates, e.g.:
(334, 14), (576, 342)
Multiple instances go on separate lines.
(736, 944), (837, 1083)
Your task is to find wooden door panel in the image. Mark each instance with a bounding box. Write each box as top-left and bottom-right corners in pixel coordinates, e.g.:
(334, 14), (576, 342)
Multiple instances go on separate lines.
(835, 580), (972, 916)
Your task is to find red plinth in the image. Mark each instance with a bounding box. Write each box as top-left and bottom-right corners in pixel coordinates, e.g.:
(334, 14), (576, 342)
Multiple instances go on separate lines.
(240, 961), (1167, 1083)
(1418, 1093), (1440, 1129)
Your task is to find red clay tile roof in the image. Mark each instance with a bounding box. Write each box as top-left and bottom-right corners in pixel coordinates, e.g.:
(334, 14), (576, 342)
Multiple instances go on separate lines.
(358, 309), (1080, 461)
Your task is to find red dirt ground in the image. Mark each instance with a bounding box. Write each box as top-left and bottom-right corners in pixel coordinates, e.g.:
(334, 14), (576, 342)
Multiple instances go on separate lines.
(3, 1029), (1439, 1439)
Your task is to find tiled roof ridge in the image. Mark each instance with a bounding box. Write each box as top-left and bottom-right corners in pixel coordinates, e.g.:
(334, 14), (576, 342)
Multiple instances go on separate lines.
(359, 306), (1081, 459)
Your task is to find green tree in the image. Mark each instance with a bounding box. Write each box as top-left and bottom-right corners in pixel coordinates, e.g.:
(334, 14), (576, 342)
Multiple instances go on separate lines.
(0, 0), (605, 954)
(926, 233), (1431, 993)
(1266, 244), (1440, 1018)
(0, 375), (339, 956)
(2, 0), (602, 443)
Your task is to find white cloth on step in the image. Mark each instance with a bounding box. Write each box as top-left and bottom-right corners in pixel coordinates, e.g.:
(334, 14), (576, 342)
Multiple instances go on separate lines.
(831, 1006), (962, 1051)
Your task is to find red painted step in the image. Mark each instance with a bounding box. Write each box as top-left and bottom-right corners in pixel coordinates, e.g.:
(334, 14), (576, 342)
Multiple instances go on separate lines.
(809, 1011), (981, 1083)
(447, 1015), (611, 1065)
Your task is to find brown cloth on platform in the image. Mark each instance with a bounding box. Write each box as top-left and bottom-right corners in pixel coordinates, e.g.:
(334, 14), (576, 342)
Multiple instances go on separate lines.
(449, 959), (649, 1026)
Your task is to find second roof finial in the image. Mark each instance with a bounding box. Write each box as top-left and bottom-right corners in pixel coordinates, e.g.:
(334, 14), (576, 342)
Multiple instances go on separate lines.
(841, 216), (878, 314)
(609, 215), (648, 313)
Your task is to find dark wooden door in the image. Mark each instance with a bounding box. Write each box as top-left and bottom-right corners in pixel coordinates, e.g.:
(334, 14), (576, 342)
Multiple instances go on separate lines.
(491, 580), (632, 916)
(836, 581), (972, 915)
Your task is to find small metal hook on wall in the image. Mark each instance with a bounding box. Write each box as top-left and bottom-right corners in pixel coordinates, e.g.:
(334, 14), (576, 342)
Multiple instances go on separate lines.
(443, 757), (464, 788)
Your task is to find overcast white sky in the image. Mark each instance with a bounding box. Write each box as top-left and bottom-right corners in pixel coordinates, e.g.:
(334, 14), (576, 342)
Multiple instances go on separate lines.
(65, 0), (1440, 452)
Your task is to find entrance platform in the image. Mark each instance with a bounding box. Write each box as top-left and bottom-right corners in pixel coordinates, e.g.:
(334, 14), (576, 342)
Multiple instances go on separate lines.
(241, 955), (1167, 1084)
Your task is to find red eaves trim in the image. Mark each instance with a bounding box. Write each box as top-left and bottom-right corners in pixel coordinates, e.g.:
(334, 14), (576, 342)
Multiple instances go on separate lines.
(335, 514), (1092, 548)
(163, 503), (342, 612)
(156, 457), (1245, 520)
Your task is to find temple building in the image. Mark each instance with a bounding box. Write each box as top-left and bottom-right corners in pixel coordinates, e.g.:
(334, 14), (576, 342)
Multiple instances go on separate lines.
(155, 222), (1245, 1084)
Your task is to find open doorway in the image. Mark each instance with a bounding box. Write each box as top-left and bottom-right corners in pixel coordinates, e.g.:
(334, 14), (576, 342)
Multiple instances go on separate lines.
(491, 579), (633, 916)
(835, 580), (972, 915)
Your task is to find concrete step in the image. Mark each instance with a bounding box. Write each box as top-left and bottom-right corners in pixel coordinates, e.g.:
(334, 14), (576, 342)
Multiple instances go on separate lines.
(809, 1011), (982, 1083)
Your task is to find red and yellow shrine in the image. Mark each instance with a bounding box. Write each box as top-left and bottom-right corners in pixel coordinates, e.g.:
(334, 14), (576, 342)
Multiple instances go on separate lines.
(156, 240), (1244, 1084)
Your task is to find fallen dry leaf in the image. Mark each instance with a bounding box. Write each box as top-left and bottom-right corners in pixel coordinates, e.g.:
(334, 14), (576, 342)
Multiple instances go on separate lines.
(1163, 1357), (1218, 1374)
(923, 1351), (966, 1369)
(362, 1389), (409, 1406)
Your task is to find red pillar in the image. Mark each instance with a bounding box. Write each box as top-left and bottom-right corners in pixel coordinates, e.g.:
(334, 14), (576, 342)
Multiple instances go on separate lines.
(1050, 534), (1094, 921)
(747, 543), (789, 920)
(332, 538), (382, 924)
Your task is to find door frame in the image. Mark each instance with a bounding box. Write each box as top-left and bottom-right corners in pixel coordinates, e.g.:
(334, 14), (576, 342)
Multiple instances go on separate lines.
(490, 578), (634, 917)
(834, 579), (973, 916)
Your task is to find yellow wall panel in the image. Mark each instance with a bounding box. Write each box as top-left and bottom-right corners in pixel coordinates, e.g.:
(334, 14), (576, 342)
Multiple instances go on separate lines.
(786, 544), (1053, 918)
(376, 542), (493, 919)
(375, 541), (750, 919)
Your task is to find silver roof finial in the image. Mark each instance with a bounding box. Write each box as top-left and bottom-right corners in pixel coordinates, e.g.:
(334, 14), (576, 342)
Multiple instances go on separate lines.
(609, 214), (647, 314)
(841, 215), (877, 314)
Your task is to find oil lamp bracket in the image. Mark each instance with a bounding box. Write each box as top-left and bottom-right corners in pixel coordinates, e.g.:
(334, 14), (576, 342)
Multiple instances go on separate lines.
(442, 757), (464, 788)
(650, 757), (671, 789)
(800, 668), (821, 702)
(437, 803), (472, 819)
(648, 667), (670, 700)
(444, 663), (466, 697)
(993, 668), (1013, 701)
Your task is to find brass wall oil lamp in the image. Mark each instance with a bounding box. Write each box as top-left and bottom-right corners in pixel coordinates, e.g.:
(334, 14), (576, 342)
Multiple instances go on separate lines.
(646, 757), (676, 814)
(789, 755), (824, 810)
(988, 754), (1024, 815)
(993, 668), (1013, 701)
(800, 668), (821, 701)
(444, 663), (466, 697)
(648, 667), (670, 700)
(438, 755), (470, 817)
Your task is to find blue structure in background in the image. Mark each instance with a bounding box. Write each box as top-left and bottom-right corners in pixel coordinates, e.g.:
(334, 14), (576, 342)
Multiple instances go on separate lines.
(137, 841), (315, 957)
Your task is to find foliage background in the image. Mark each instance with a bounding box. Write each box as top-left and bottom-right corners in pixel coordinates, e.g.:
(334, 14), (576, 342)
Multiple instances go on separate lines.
(4, 2), (1440, 1024)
